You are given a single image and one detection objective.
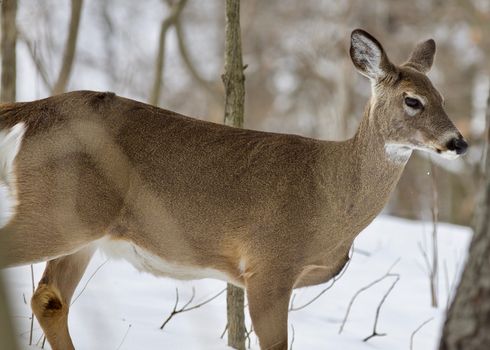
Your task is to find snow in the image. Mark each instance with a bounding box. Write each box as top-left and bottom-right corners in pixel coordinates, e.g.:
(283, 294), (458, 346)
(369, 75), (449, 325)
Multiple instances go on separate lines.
(2, 215), (472, 350)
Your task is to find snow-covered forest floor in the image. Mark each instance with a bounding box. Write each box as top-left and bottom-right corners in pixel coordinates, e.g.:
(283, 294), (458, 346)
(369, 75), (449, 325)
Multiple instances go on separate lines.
(3, 215), (471, 350)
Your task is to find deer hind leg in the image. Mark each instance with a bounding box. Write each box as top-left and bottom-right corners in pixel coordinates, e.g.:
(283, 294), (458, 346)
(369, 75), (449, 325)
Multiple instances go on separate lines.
(31, 245), (95, 350)
(246, 270), (295, 350)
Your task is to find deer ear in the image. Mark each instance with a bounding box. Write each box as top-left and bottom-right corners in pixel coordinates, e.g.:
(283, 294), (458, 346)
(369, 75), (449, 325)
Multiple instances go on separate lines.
(350, 29), (395, 82)
(405, 39), (436, 74)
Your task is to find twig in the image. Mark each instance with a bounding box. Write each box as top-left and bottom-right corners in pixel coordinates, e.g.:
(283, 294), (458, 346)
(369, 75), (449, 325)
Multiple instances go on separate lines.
(289, 324), (295, 350)
(160, 287), (226, 330)
(18, 32), (53, 91)
(410, 318), (433, 350)
(175, 17), (222, 105)
(290, 258), (352, 311)
(429, 157), (439, 308)
(353, 248), (371, 256)
(339, 258), (400, 334)
(149, 0), (188, 105)
(220, 323), (228, 339)
(362, 274), (400, 342)
(116, 324), (132, 350)
(290, 246), (354, 312)
(71, 259), (109, 305)
(245, 323), (254, 349)
(29, 264), (35, 346)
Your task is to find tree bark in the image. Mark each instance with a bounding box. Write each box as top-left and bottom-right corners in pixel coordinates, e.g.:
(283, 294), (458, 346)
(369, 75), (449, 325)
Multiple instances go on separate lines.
(223, 1), (246, 349)
(149, 0), (188, 106)
(0, 276), (18, 350)
(52, 0), (83, 95)
(0, 2), (19, 347)
(1, 0), (17, 102)
(223, 0), (245, 128)
(439, 86), (490, 349)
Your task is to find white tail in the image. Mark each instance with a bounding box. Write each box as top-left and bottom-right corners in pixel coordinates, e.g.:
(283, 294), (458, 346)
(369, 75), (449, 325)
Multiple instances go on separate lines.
(0, 122), (25, 228)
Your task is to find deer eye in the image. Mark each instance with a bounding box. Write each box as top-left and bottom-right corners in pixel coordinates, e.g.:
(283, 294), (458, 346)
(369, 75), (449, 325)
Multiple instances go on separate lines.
(404, 97), (422, 109)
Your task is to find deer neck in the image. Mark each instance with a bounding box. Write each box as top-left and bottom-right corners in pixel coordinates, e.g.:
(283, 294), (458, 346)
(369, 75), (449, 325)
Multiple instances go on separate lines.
(327, 101), (412, 229)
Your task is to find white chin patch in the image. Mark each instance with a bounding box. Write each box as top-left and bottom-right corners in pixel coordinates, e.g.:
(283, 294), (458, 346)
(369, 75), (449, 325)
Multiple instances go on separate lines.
(384, 143), (412, 163)
(438, 150), (459, 160)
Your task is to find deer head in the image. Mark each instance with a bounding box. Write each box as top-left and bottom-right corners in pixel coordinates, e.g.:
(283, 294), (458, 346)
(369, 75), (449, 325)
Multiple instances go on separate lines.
(350, 29), (468, 159)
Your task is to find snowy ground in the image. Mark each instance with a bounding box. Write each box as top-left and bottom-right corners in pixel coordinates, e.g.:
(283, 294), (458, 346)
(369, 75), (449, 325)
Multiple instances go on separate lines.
(3, 215), (472, 350)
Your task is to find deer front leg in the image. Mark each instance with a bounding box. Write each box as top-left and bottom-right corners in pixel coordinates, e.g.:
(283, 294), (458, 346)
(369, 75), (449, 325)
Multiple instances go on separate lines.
(31, 245), (95, 350)
(246, 271), (295, 350)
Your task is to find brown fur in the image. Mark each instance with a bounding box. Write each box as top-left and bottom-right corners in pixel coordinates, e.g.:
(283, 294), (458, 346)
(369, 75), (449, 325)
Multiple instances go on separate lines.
(0, 30), (466, 350)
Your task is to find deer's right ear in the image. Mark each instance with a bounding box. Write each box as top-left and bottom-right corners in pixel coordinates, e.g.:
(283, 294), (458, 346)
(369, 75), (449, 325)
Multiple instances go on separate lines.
(350, 29), (395, 82)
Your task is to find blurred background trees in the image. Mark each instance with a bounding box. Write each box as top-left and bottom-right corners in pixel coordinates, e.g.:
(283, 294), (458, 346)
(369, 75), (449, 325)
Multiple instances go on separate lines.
(8, 0), (490, 225)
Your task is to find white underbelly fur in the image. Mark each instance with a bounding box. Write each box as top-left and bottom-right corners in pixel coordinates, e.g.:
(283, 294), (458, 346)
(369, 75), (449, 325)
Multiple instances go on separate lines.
(97, 237), (232, 282)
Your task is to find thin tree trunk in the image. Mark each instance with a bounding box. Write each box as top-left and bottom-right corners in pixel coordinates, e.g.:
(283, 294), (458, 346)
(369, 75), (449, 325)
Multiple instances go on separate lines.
(149, 0), (187, 106)
(1, 0), (17, 102)
(52, 0), (83, 95)
(223, 0), (246, 349)
(439, 86), (490, 349)
(223, 0), (245, 128)
(0, 2), (19, 347)
(0, 276), (18, 350)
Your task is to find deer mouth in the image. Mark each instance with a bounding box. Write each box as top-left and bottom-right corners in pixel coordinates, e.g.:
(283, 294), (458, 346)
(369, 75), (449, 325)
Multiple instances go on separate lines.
(409, 143), (461, 160)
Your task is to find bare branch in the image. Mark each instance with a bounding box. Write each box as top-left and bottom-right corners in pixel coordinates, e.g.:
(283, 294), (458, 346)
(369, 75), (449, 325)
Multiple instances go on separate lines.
(52, 0), (84, 94)
(175, 16), (222, 105)
(116, 324), (132, 350)
(160, 287), (226, 330)
(220, 323), (228, 339)
(410, 318), (433, 350)
(339, 258), (400, 334)
(290, 247), (353, 312)
(29, 265), (35, 346)
(245, 323), (254, 349)
(149, 0), (188, 106)
(289, 324), (295, 350)
(429, 157), (439, 308)
(19, 32), (53, 92)
(362, 274), (400, 342)
(71, 259), (109, 305)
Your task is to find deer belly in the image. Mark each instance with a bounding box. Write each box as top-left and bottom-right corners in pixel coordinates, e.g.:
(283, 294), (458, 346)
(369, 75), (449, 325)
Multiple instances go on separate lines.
(98, 237), (231, 282)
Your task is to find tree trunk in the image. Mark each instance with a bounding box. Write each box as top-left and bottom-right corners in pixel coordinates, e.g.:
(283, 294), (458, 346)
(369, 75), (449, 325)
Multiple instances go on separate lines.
(222, 0), (246, 349)
(223, 0), (245, 129)
(1, 0), (17, 102)
(0, 2), (19, 348)
(439, 86), (490, 349)
(52, 0), (83, 95)
(0, 276), (18, 350)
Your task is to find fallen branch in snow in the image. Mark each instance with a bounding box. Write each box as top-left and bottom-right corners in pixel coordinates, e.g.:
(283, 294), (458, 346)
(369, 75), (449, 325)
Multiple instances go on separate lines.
(339, 258), (400, 335)
(29, 264), (35, 346)
(362, 273), (400, 342)
(289, 324), (295, 350)
(71, 259), (109, 305)
(160, 287), (226, 330)
(245, 323), (254, 349)
(220, 323), (228, 339)
(443, 252), (463, 312)
(116, 324), (132, 350)
(289, 246), (354, 312)
(410, 317), (433, 350)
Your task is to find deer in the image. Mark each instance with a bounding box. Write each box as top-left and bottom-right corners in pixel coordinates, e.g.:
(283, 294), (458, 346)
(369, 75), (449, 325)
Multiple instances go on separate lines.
(0, 29), (467, 350)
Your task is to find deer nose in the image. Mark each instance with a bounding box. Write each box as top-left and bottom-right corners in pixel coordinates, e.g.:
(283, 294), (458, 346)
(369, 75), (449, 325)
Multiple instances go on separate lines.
(446, 137), (468, 155)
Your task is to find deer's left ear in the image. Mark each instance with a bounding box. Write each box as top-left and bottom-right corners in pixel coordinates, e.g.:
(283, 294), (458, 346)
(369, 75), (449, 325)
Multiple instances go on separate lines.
(350, 29), (396, 82)
(405, 39), (436, 74)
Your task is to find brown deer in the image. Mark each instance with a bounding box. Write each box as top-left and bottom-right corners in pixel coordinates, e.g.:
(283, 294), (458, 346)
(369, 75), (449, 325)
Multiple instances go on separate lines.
(0, 29), (467, 350)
